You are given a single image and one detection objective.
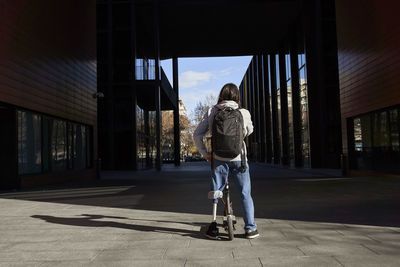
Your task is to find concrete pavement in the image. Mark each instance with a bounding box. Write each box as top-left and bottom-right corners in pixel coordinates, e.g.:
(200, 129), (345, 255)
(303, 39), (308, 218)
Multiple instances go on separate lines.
(1, 162), (400, 266)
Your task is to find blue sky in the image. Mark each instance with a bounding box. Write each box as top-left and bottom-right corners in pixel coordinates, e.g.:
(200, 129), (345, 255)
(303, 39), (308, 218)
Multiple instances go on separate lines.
(161, 56), (252, 118)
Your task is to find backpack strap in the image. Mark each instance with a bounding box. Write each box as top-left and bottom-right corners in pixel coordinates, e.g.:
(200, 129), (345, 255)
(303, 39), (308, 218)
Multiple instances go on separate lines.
(238, 109), (247, 173)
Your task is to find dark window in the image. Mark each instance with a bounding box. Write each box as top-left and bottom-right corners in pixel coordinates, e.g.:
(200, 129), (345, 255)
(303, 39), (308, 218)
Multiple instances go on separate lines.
(18, 111), (42, 174)
(86, 126), (93, 168)
(42, 117), (50, 172)
(75, 125), (87, 170)
(67, 123), (75, 169)
(17, 111), (93, 175)
(352, 106), (400, 174)
(389, 109), (399, 151)
(51, 120), (67, 171)
(67, 123), (90, 170)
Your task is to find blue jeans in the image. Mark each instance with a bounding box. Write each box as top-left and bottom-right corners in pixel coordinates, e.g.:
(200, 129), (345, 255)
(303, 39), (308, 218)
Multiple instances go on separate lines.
(211, 159), (257, 231)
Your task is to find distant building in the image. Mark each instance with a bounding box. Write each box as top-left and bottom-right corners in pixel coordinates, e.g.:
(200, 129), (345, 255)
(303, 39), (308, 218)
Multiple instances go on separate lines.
(179, 100), (187, 117)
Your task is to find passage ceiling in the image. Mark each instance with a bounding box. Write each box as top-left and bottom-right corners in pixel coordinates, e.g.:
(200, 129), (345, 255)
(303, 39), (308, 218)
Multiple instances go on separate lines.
(135, 0), (303, 59)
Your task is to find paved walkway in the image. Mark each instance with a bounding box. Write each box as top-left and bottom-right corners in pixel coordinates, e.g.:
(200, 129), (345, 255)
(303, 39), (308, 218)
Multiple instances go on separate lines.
(1, 162), (400, 266)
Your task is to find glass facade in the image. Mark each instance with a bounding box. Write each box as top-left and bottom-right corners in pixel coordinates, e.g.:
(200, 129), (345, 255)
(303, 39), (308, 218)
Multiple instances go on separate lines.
(285, 54), (294, 165)
(51, 120), (67, 171)
(17, 110), (93, 175)
(18, 111), (42, 174)
(67, 123), (88, 170)
(136, 58), (156, 80)
(276, 55), (283, 158)
(352, 106), (400, 174)
(298, 53), (310, 167)
(239, 52), (311, 168)
(136, 105), (157, 169)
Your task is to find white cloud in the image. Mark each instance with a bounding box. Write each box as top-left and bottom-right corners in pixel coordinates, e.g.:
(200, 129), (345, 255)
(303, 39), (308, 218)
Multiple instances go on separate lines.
(218, 67), (233, 76)
(179, 71), (214, 89)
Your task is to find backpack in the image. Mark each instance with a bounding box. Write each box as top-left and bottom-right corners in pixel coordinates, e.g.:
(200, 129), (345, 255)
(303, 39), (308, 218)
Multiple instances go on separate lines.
(211, 107), (247, 171)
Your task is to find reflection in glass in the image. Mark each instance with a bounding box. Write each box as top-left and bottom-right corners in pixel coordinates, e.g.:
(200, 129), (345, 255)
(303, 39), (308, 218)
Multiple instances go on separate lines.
(136, 105), (157, 169)
(390, 109), (399, 151)
(352, 107), (400, 174)
(136, 58), (156, 80)
(18, 111), (42, 174)
(286, 54), (294, 164)
(354, 118), (362, 151)
(51, 120), (67, 171)
(298, 56), (310, 167)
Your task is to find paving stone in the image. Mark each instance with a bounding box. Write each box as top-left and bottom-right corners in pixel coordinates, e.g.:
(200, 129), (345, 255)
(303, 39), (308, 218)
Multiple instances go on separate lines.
(309, 233), (381, 245)
(0, 250), (99, 262)
(100, 232), (174, 241)
(185, 258), (261, 267)
(291, 222), (347, 230)
(165, 247), (233, 261)
(365, 232), (400, 244)
(249, 236), (314, 247)
(188, 238), (251, 248)
(259, 255), (342, 267)
(124, 239), (190, 249)
(38, 261), (92, 267)
(0, 262), (42, 267)
(362, 243), (400, 255)
(94, 248), (166, 261)
(343, 225), (399, 234)
(335, 255), (400, 267)
(40, 260), (185, 267)
(8, 241), (129, 252)
(298, 242), (377, 256)
(233, 245), (304, 258)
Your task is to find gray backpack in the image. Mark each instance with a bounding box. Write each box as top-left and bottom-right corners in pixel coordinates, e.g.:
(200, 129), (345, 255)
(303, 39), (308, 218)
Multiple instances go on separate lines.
(211, 107), (247, 172)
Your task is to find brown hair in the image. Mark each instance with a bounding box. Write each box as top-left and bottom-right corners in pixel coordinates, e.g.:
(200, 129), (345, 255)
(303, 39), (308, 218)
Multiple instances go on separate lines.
(217, 83), (241, 106)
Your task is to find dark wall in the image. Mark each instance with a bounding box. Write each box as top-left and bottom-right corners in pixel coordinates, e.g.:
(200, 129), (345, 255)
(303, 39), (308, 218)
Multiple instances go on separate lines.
(0, 0), (97, 128)
(0, 0), (97, 186)
(336, 0), (400, 154)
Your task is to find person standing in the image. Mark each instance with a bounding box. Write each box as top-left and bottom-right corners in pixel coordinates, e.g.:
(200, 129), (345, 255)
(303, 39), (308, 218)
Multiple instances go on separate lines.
(193, 83), (259, 239)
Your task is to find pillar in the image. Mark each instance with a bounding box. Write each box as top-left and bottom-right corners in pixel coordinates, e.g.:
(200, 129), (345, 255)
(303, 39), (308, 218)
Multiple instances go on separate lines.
(279, 51), (290, 166)
(153, 0), (162, 170)
(290, 30), (303, 167)
(263, 54), (273, 163)
(304, 0), (342, 168)
(173, 57), (180, 166)
(270, 55), (281, 164)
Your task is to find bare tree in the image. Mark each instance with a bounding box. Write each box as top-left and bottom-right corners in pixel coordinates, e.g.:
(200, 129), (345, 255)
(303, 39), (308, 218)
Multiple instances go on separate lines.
(193, 94), (217, 124)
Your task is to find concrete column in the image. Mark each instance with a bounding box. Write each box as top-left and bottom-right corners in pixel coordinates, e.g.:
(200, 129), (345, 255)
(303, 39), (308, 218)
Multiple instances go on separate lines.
(173, 57), (180, 166)
(304, 0), (342, 168)
(257, 55), (266, 163)
(252, 57), (261, 161)
(106, 0), (114, 169)
(270, 55), (281, 164)
(263, 54), (273, 163)
(130, 0), (137, 170)
(247, 69), (253, 159)
(290, 31), (303, 167)
(153, 0), (162, 170)
(279, 51), (290, 166)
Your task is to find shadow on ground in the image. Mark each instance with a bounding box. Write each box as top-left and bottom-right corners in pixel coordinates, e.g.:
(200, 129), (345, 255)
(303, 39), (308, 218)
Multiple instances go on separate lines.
(2, 162), (400, 228)
(30, 214), (236, 241)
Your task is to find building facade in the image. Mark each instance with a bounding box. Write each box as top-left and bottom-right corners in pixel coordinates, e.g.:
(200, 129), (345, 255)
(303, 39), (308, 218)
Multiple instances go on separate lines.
(239, 0), (342, 169)
(2, 0), (398, 190)
(96, 0), (180, 171)
(336, 0), (400, 175)
(0, 0), (97, 189)
(239, 0), (400, 175)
